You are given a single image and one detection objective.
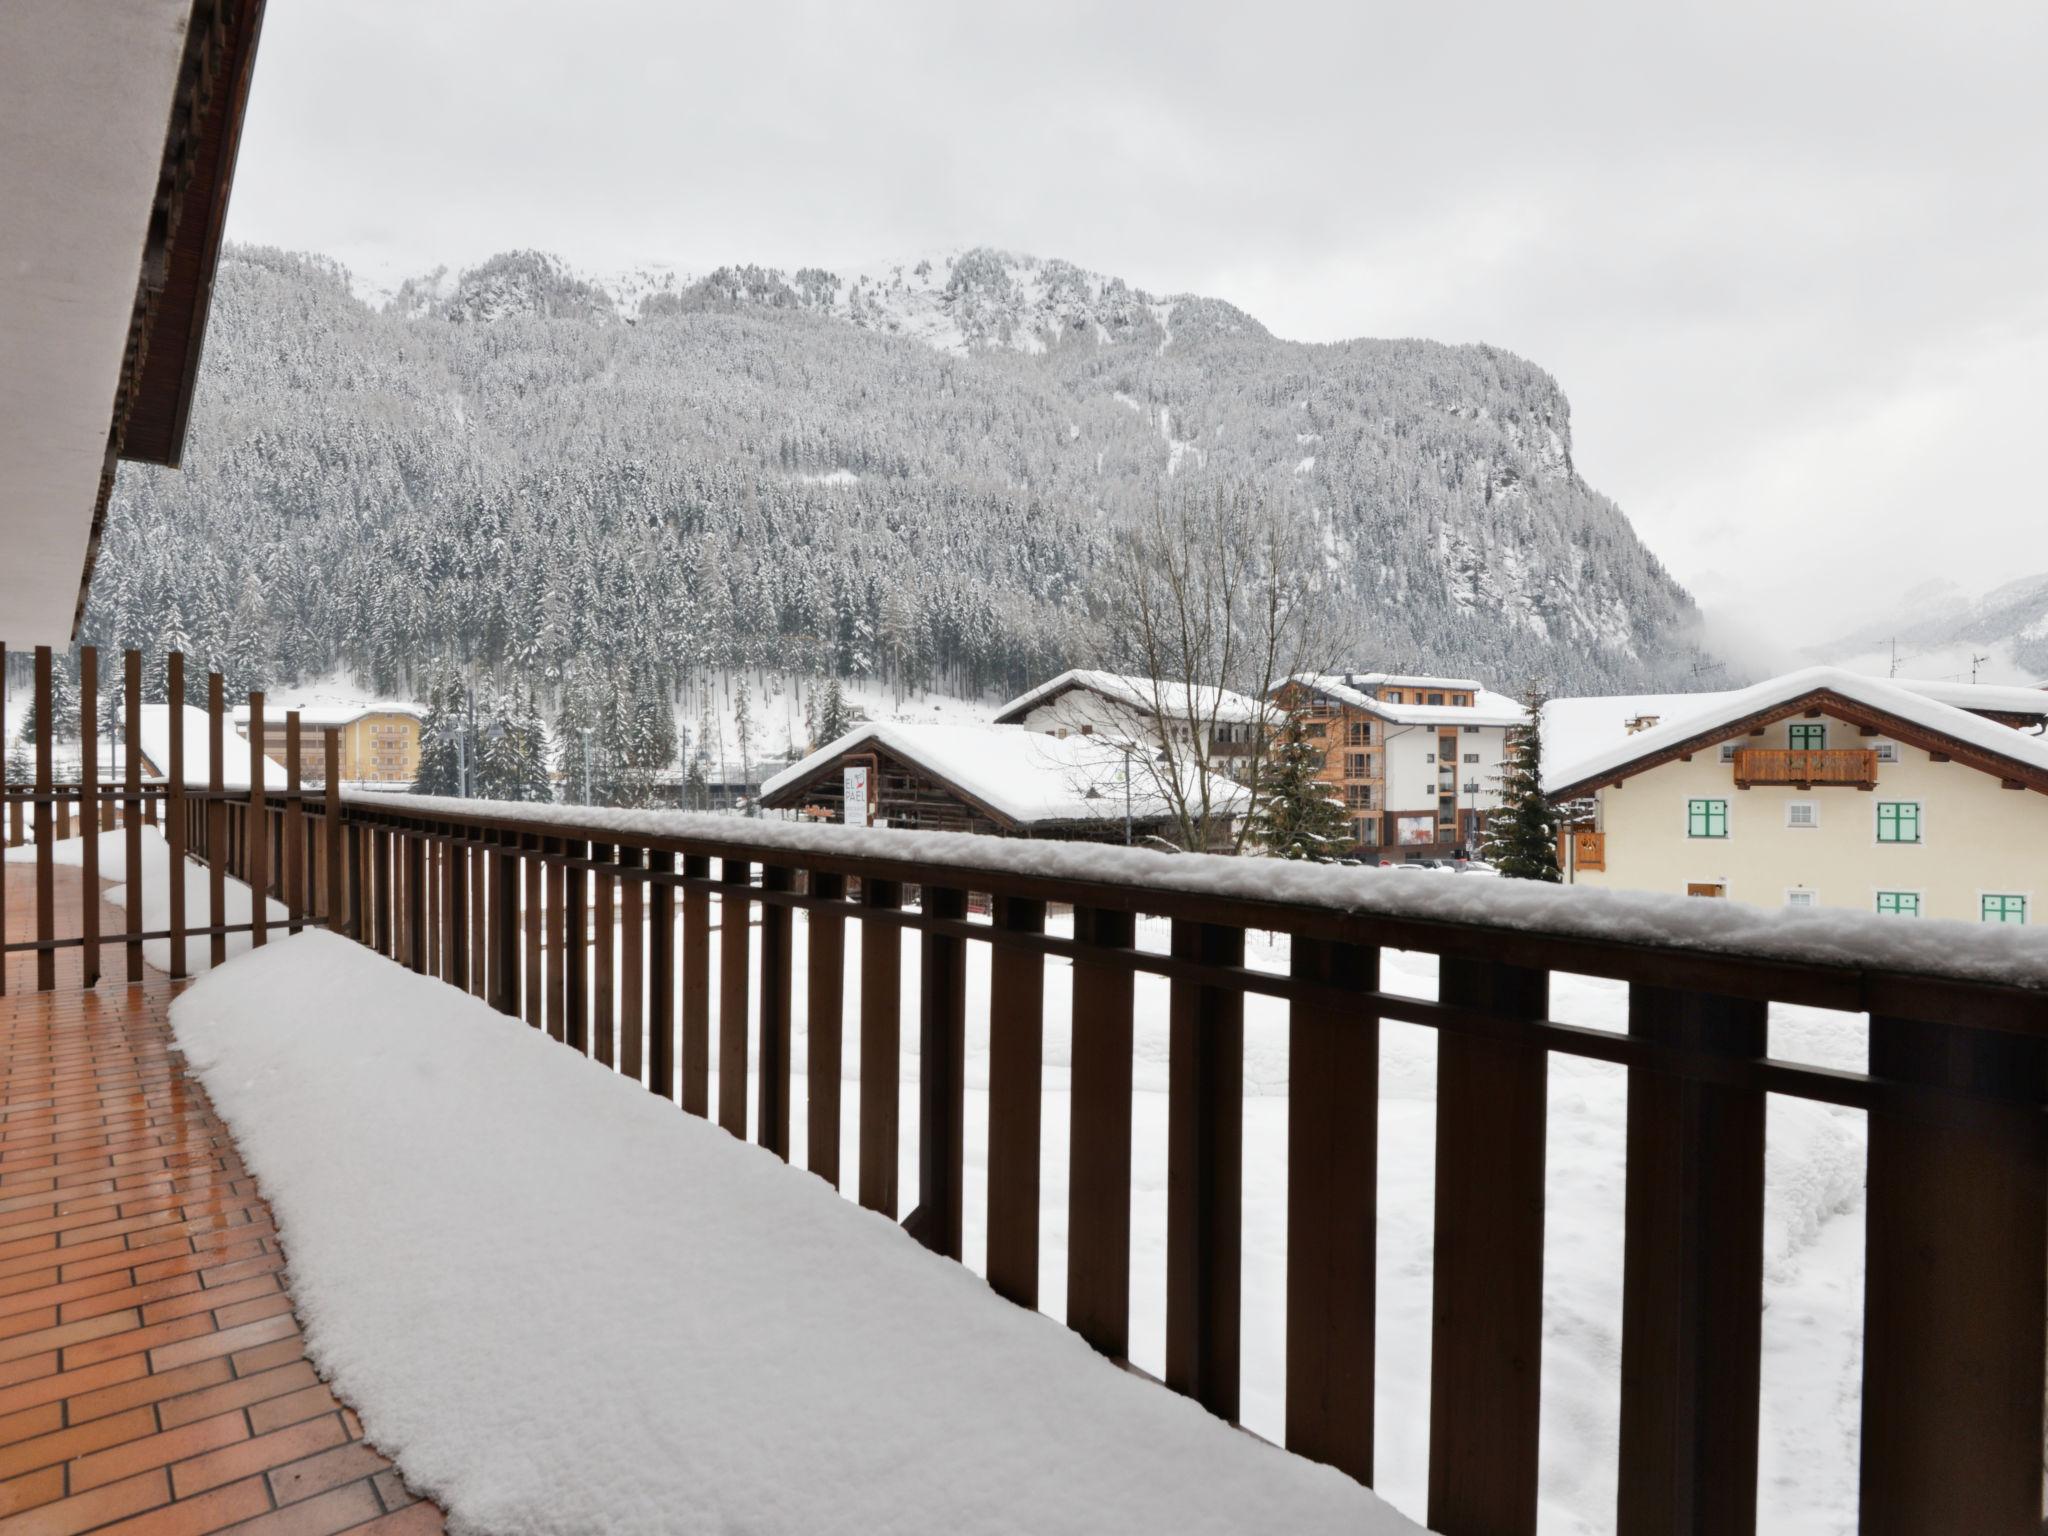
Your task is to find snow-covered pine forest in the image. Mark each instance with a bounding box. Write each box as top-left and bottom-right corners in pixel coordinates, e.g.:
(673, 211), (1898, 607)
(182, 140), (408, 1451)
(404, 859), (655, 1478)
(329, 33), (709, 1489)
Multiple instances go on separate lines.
(79, 246), (1704, 725)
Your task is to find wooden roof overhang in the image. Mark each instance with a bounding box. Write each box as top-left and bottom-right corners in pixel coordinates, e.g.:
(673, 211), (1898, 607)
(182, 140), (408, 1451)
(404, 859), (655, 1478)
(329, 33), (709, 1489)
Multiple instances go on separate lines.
(1, 0), (266, 646)
(1547, 688), (2048, 802)
(79, 0), (268, 637)
(757, 737), (1027, 832)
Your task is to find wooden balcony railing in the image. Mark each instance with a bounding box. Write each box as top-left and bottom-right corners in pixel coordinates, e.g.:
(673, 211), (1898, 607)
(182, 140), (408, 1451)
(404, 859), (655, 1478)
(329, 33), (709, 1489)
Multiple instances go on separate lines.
(1733, 747), (1879, 789)
(5, 643), (2047, 1535)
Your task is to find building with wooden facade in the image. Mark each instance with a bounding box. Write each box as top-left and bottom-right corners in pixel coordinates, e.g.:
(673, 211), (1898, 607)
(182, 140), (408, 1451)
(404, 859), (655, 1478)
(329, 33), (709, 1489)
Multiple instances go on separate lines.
(1272, 673), (1526, 860)
(759, 721), (1246, 844)
(1545, 667), (2048, 920)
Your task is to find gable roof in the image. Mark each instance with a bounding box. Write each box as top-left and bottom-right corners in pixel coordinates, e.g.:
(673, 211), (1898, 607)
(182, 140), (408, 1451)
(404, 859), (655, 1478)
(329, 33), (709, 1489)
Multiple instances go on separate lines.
(133, 704), (288, 789)
(230, 702), (423, 729)
(1545, 667), (2048, 800)
(1281, 674), (1528, 729)
(991, 670), (1271, 728)
(759, 721), (1248, 828)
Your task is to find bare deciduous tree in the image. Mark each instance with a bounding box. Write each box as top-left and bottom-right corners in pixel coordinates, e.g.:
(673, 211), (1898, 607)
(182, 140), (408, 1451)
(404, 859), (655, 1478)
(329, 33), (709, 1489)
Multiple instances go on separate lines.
(1089, 482), (1337, 853)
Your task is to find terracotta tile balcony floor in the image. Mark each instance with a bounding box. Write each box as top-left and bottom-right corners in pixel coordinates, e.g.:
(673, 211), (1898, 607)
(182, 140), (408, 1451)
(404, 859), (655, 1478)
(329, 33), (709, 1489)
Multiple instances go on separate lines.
(0, 866), (444, 1535)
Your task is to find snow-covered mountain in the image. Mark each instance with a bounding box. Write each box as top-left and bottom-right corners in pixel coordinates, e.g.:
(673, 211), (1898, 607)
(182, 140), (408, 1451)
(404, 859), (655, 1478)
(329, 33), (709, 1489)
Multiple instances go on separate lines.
(1813, 571), (2048, 684)
(86, 244), (1703, 708)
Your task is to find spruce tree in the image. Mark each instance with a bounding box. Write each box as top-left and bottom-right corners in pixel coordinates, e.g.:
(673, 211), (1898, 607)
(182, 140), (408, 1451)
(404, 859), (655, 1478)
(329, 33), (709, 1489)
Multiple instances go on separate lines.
(816, 676), (851, 746)
(1247, 712), (1352, 860)
(1482, 689), (1562, 880)
(412, 675), (463, 797)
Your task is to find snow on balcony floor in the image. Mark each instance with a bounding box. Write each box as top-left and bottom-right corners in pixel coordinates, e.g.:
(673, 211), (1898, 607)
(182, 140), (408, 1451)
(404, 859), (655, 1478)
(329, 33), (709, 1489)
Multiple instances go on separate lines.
(168, 931), (1427, 1536)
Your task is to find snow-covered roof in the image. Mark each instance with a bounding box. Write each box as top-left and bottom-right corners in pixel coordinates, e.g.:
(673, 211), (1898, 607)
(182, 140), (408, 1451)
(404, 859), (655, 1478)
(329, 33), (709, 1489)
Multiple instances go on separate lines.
(992, 670), (1272, 727)
(231, 701), (422, 728)
(1545, 667), (2048, 797)
(1890, 678), (2048, 716)
(134, 705), (289, 789)
(1283, 674), (1528, 728)
(1546, 675), (2048, 774)
(1332, 671), (1485, 692)
(761, 721), (1248, 827)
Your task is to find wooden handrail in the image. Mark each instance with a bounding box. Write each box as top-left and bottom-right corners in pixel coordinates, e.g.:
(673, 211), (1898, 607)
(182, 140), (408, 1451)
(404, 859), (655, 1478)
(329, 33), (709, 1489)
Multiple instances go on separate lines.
(1733, 747), (1879, 788)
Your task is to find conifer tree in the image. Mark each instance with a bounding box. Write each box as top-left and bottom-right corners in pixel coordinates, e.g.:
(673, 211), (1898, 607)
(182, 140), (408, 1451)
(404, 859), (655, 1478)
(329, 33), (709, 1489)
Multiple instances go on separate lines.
(1482, 689), (1561, 880)
(1247, 711), (1352, 860)
(815, 676), (851, 747)
(412, 674), (463, 797)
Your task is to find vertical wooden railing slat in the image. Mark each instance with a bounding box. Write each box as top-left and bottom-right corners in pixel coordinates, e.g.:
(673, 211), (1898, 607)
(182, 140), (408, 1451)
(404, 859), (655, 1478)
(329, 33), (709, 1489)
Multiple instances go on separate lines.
(1165, 919), (1244, 1421)
(522, 836), (543, 1029)
(284, 713), (304, 935)
(648, 850), (676, 1094)
(681, 853), (711, 1115)
(593, 843), (616, 1069)
(986, 895), (1046, 1307)
(1428, 957), (1549, 1536)
(32, 647), (53, 992)
(167, 653), (188, 976)
(78, 649), (99, 988)
(545, 838), (567, 1043)
(858, 878), (903, 1217)
(757, 864), (794, 1159)
(1616, 986), (1766, 1536)
(245, 691), (266, 950)
(1285, 935), (1379, 1487)
(323, 730), (342, 937)
(469, 842), (488, 1000)
(440, 830), (461, 987)
(564, 839), (588, 1053)
(0, 644), (7, 995)
(1066, 905), (1137, 1360)
(717, 858), (752, 1136)
(909, 885), (970, 1260)
(491, 834), (520, 1020)
(121, 652), (142, 980)
(805, 871), (847, 1185)
(372, 825), (392, 959)
(618, 846), (644, 1082)
(1858, 1012), (2048, 1536)
(207, 675), (226, 969)
(403, 824), (425, 975)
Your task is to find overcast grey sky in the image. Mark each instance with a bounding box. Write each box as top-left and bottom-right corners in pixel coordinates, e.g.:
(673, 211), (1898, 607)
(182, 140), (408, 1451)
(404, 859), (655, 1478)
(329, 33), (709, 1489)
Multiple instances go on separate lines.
(227, 0), (2047, 649)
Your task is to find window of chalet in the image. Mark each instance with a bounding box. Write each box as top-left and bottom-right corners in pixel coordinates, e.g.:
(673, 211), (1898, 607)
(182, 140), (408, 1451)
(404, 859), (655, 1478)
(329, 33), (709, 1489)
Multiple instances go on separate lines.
(1876, 801), (1921, 844)
(1687, 799), (1729, 838)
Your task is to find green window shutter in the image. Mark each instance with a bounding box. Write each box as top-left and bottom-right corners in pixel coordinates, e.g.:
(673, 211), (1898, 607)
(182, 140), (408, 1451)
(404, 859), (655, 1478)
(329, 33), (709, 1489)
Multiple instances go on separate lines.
(1789, 723), (1826, 750)
(1688, 799), (1727, 838)
(1877, 891), (1920, 917)
(1982, 894), (2028, 925)
(1877, 802), (1920, 843)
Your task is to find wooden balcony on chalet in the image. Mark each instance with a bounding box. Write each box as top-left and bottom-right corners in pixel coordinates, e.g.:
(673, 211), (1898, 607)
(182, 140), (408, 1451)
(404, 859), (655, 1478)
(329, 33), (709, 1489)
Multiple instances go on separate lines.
(1732, 747), (1879, 790)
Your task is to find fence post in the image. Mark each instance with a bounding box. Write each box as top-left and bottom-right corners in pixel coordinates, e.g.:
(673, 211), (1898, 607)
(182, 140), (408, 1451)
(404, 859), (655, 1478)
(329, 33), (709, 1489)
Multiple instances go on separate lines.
(207, 675), (226, 968)
(1067, 905), (1137, 1360)
(717, 858), (751, 1135)
(1858, 1012), (2048, 1535)
(804, 871), (847, 1185)
(908, 885), (969, 1260)
(167, 653), (188, 977)
(284, 713), (303, 934)
(1165, 919), (1245, 1420)
(33, 647), (53, 992)
(78, 649), (99, 988)
(1616, 986), (1766, 1535)
(1428, 958), (1549, 1536)
(121, 652), (142, 979)
(647, 849), (676, 1093)
(324, 728), (342, 936)
(986, 895), (1047, 1307)
(757, 863), (794, 1160)
(858, 878), (903, 1217)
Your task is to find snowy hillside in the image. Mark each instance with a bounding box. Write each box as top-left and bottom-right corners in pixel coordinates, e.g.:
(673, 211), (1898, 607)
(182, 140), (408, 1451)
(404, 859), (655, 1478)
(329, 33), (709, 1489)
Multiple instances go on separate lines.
(85, 244), (1704, 713)
(1814, 570), (2048, 683)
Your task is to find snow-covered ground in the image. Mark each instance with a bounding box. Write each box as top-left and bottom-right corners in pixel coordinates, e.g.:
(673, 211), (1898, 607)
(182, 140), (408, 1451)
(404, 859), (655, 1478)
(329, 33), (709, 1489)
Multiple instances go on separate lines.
(173, 930), (1428, 1536)
(676, 669), (994, 775)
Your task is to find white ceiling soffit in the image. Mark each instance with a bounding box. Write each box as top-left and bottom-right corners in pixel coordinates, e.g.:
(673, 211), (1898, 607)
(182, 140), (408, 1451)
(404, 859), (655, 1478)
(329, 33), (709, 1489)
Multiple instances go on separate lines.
(0, 0), (192, 648)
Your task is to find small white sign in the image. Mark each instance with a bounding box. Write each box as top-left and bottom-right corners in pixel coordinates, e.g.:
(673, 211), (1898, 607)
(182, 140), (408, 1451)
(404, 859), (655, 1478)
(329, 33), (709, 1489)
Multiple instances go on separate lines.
(843, 765), (870, 828)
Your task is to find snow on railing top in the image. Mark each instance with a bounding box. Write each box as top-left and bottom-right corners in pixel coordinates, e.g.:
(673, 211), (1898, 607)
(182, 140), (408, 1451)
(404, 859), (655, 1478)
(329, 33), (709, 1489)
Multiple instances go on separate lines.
(350, 791), (2048, 991)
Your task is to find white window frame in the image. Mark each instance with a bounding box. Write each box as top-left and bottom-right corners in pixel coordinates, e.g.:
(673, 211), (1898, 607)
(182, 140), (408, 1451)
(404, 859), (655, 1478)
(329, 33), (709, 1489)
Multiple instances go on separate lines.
(1719, 742), (1738, 763)
(1874, 889), (1923, 918)
(1785, 800), (1819, 829)
(1784, 888), (1818, 909)
(1872, 740), (1899, 763)
(1874, 798), (1925, 847)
